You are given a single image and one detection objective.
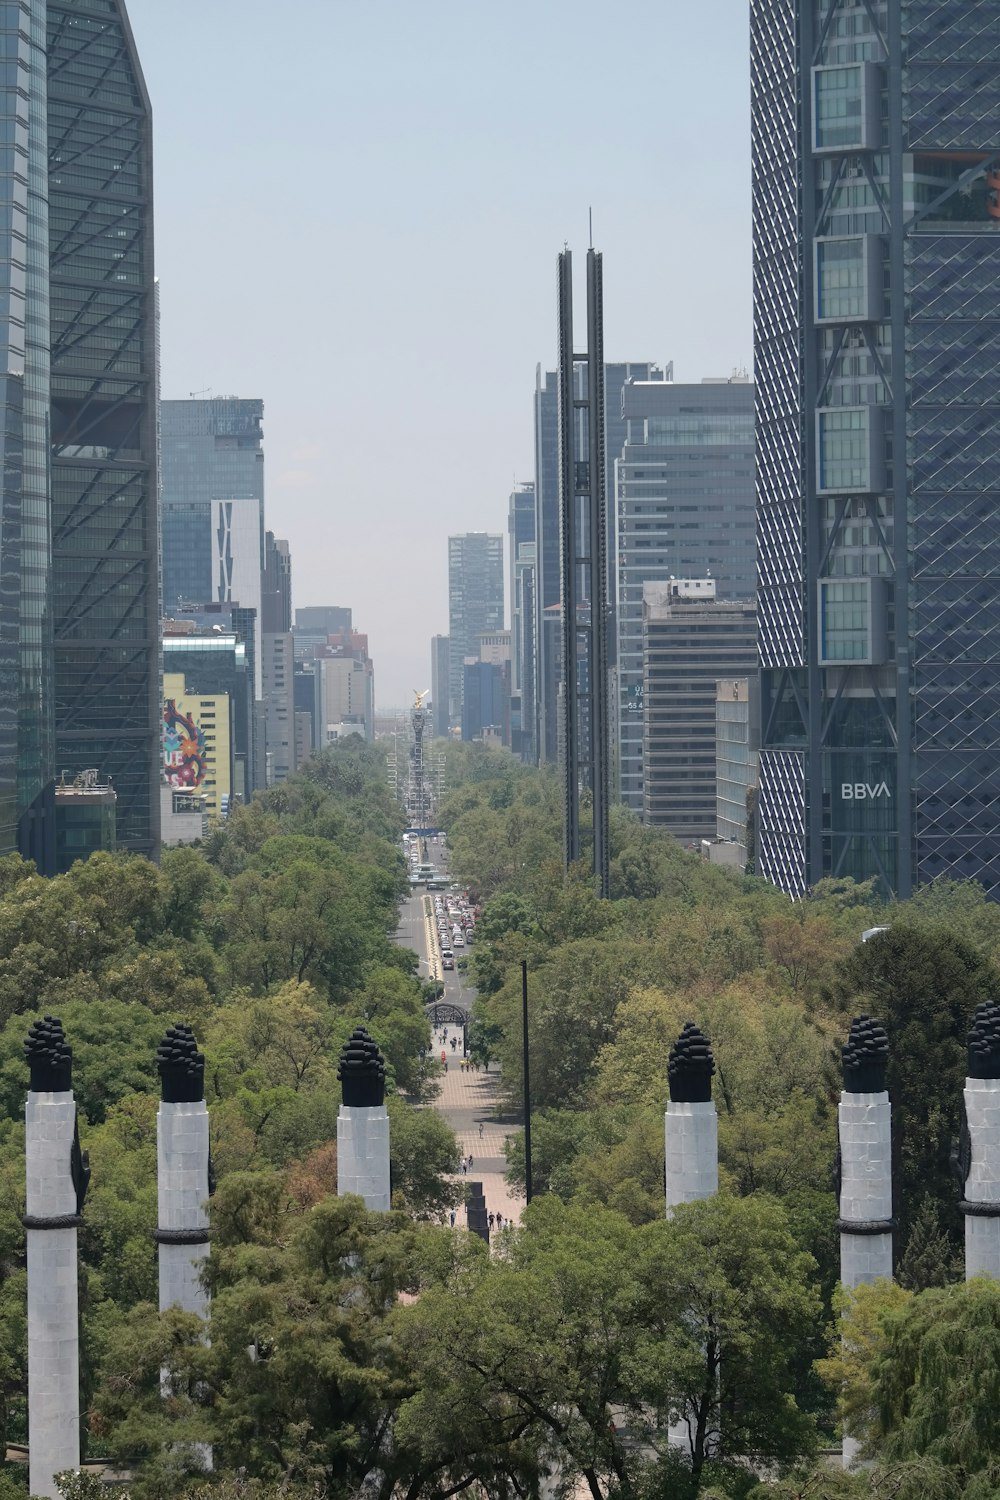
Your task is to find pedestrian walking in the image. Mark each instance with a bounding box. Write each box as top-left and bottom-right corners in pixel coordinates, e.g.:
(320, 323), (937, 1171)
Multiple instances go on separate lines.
(478, 1122), (484, 1139)
(461, 1159), (467, 1176)
(488, 1212), (495, 1231)
(449, 1209), (456, 1228)
(496, 1213), (504, 1230)
(467, 1153), (473, 1171)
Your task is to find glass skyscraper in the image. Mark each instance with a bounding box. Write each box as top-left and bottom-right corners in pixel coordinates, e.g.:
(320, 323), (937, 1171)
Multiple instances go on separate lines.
(48, 0), (159, 858)
(161, 397), (265, 615)
(0, 2), (53, 863)
(615, 377), (756, 814)
(447, 532), (503, 726)
(753, 0), (1000, 898)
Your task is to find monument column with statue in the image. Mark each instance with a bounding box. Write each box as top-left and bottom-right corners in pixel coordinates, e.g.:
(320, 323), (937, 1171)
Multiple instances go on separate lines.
(665, 1022), (718, 1214)
(337, 1027), (391, 1210)
(962, 1002), (1000, 1280)
(838, 1014), (892, 1468)
(156, 1023), (212, 1321)
(24, 1017), (89, 1499)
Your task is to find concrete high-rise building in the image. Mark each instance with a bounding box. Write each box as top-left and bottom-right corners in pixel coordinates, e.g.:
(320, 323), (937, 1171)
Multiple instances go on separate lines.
(430, 634), (450, 739)
(162, 627), (251, 808)
(293, 605), (352, 663)
(642, 581), (757, 840)
(447, 533), (503, 724)
(262, 533), (294, 784)
(615, 376), (755, 814)
(316, 651), (375, 743)
(293, 663), (317, 758)
(166, 601), (260, 791)
(49, 1), (159, 858)
(533, 360), (667, 765)
(0, 2), (53, 865)
(508, 484), (535, 758)
(752, 0), (1000, 897)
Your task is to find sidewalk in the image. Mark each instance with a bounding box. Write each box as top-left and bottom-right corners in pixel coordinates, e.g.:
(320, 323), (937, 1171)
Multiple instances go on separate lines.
(431, 1027), (525, 1229)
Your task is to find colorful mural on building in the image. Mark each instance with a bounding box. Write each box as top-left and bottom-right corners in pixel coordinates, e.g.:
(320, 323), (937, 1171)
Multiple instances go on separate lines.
(163, 700), (208, 789)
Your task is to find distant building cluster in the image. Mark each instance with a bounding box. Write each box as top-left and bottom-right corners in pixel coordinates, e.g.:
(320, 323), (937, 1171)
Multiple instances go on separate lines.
(433, 366), (759, 869)
(0, 1), (379, 868)
(429, 0), (1000, 902)
(1, 0), (997, 902)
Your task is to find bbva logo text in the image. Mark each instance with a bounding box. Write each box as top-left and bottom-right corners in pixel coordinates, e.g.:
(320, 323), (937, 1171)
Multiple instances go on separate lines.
(841, 782), (891, 800)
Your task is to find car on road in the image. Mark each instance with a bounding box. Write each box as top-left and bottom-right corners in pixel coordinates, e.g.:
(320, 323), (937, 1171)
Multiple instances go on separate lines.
(441, 956), (454, 970)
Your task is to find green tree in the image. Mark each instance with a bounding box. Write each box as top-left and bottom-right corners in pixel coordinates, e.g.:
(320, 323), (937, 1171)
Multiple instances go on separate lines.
(636, 1194), (821, 1489)
(872, 1278), (1000, 1484)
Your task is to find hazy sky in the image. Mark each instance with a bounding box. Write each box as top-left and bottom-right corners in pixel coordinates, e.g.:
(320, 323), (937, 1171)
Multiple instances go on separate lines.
(127, 0), (752, 707)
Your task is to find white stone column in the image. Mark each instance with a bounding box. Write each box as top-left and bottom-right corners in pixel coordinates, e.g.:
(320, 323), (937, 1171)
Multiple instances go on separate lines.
(24, 1018), (85, 1500)
(157, 1100), (211, 1313)
(665, 1102), (719, 1212)
(838, 1015), (892, 1469)
(664, 1023), (718, 1455)
(156, 1023), (212, 1469)
(337, 1028), (391, 1212)
(336, 1105), (391, 1211)
(665, 1023), (718, 1216)
(962, 1003), (1000, 1280)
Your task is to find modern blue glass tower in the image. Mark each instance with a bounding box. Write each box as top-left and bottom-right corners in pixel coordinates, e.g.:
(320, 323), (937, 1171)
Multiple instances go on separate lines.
(0, 1), (54, 864)
(753, 0), (1000, 898)
(160, 397), (265, 615)
(48, 0), (159, 858)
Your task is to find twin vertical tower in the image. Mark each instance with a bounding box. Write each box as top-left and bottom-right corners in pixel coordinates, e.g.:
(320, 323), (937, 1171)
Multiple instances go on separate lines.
(556, 248), (610, 897)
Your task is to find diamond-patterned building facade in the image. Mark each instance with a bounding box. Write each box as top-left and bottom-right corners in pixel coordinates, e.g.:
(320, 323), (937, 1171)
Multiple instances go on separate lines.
(753, 0), (1000, 897)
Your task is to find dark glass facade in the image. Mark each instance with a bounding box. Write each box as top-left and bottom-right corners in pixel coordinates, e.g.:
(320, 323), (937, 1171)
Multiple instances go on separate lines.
(753, 0), (1000, 898)
(0, 2), (54, 864)
(447, 532), (503, 725)
(462, 660), (508, 744)
(48, 0), (159, 858)
(507, 483), (534, 758)
(160, 397), (264, 615)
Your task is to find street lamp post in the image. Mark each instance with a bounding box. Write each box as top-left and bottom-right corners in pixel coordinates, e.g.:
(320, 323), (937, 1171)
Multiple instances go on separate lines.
(522, 959), (533, 1204)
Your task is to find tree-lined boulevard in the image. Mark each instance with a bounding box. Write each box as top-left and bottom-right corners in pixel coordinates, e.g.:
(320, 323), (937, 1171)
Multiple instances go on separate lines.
(0, 741), (991, 1496)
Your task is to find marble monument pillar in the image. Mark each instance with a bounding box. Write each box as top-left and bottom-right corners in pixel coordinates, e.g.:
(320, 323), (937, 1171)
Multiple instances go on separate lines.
(24, 1017), (88, 1499)
(962, 1001), (1000, 1280)
(665, 1022), (718, 1215)
(337, 1027), (390, 1211)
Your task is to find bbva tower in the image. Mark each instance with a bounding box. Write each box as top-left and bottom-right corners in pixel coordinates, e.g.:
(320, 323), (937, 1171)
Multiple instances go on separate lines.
(752, 0), (1000, 899)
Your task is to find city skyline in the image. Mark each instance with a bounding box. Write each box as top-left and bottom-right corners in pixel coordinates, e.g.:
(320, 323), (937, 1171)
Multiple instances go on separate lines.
(124, 0), (753, 705)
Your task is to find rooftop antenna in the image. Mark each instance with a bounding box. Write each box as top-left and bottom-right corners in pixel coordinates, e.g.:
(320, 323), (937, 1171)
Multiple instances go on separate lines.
(189, 387), (212, 399)
(589, 206), (593, 249)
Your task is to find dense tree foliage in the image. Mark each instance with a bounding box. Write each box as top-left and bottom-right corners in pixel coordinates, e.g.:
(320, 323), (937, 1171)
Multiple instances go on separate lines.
(0, 741), (454, 1476)
(0, 744), (991, 1497)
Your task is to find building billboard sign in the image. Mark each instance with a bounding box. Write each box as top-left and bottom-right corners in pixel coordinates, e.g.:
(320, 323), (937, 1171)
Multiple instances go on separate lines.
(163, 700), (208, 789)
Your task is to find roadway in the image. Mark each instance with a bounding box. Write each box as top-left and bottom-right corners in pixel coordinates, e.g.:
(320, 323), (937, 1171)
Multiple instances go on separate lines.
(395, 860), (524, 1231)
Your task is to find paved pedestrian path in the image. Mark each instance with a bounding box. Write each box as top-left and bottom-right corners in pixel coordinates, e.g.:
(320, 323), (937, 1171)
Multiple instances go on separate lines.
(431, 1026), (524, 1230)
